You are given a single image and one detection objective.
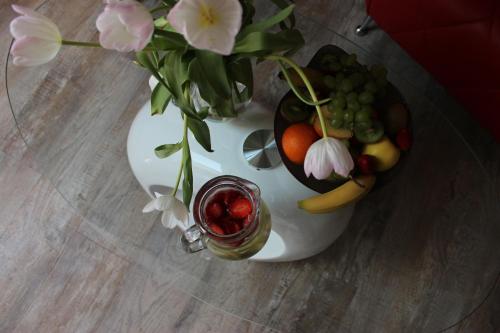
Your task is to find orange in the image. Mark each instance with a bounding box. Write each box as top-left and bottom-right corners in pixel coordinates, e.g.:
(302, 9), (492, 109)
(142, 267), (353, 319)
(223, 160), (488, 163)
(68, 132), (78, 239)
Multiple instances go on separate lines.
(281, 123), (319, 165)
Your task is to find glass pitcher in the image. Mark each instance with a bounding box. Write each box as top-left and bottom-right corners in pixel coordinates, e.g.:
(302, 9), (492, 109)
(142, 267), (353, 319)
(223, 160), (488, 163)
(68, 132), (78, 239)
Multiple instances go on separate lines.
(181, 175), (271, 260)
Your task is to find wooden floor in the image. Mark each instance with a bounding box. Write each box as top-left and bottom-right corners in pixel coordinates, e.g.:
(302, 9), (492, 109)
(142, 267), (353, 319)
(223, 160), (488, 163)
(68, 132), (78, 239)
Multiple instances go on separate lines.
(1, 1), (499, 332)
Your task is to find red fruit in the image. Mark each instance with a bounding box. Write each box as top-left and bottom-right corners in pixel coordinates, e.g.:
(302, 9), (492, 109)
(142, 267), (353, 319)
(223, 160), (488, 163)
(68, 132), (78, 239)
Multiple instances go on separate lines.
(227, 221), (242, 234)
(396, 128), (412, 151)
(208, 223), (225, 235)
(206, 202), (223, 219)
(229, 197), (252, 219)
(215, 190), (239, 206)
(357, 154), (375, 175)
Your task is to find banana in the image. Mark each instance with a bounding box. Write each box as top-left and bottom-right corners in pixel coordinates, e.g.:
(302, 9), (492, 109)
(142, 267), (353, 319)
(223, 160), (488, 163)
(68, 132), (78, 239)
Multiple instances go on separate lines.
(298, 175), (376, 214)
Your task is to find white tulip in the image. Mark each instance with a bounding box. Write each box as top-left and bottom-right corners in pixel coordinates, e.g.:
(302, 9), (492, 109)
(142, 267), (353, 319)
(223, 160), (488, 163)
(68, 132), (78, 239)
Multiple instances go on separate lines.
(167, 0), (243, 55)
(9, 5), (62, 66)
(143, 194), (189, 230)
(304, 137), (355, 179)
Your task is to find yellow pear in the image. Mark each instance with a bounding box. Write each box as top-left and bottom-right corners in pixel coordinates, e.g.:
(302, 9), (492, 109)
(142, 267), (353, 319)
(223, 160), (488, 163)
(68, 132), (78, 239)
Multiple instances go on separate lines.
(362, 137), (400, 171)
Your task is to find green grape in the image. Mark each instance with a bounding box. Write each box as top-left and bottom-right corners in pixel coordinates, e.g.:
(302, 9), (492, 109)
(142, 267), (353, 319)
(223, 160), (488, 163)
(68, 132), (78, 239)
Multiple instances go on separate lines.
(354, 121), (384, 143)
(327, 101), (336, 112)
(349, 73), (364, 87)
(331, 108), (344, 119)
(323, 75), (336, 89)
(327, 54), (337, 61)
(331, 117), (344, 129)
(355, 110), (372, 124)
(347, 99), (360, 111)
(335, 90), (346, 100)
(320, 54), (336, 66)
(339, 78), (353, 93)
(331, 96), (346, 109)
(344, 108), (355, 123)
(330, 62), (342, 72)
(346, 92), (358, 102)
(335, 73), (345, 83)
(364, 81), (377, 93)
(358, 91), (374, 105)
(345, 54), (357, 66)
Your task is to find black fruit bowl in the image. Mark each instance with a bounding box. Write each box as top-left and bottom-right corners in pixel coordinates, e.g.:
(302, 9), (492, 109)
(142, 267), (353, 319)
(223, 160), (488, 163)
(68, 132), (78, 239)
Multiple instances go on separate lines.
(274, 45), (411, 194)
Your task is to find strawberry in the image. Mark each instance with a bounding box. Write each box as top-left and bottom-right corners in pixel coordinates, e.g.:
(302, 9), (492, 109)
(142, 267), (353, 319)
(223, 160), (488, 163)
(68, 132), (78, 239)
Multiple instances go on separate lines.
(205, 202), (223, 219)
(208, 222), (225, 235)
(229, 197), (252, 219)
(225, 220), (242, 234)
(396, 128), (412, 151)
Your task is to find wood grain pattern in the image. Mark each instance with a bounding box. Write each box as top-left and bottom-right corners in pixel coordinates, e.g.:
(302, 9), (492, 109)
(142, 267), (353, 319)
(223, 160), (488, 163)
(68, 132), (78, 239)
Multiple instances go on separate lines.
(1, 0), (499, 332)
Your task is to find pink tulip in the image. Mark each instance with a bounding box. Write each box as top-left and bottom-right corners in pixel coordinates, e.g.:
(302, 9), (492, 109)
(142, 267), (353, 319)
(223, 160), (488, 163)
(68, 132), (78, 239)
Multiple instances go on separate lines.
(167, 0), (242, 55)
(96, 0), (154, 52)
(304, 137), (354, 179)
(9, 5), (62, 66)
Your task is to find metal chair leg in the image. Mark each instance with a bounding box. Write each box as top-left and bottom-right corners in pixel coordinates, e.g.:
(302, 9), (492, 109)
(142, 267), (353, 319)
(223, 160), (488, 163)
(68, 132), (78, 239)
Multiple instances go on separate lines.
(355, 16), (373, 36)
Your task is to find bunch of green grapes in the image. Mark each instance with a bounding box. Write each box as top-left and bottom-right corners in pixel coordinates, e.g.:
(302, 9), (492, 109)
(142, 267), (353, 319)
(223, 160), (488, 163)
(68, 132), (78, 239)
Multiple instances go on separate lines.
(320, 53), (388, 143)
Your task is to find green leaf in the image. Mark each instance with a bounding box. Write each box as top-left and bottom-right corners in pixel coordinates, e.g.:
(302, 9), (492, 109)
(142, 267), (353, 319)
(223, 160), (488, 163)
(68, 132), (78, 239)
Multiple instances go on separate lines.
(237, 5), (295, 39)
(182, 141), (193, 208)
(227, 58), (253, 102)
(269, 0), (296, 29)
(233, 29), (305, 56)
(136, 51), (173, 96)
(154, 142), (182, 158)
(151, 82), (171, 115)
(187, 117), (213, 152)
(194, 50), (231, 99)
(161, 50), (201, 120)
(198, 107), (209, 119)
(153, 30), (188, 51)
(188, 58), (237, 117)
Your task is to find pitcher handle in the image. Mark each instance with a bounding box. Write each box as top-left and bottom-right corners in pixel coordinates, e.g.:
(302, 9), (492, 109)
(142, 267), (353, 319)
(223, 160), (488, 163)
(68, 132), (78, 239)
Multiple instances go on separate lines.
(180, 225), (207, 253)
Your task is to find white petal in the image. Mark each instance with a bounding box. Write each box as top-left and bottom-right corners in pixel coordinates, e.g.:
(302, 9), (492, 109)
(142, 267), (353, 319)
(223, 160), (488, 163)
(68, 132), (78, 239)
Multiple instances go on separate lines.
(10, 16), (60, 41)
(154, 195), (174, 211)
(171, 198), (189, 226)
(324, 138), (354, 177)
(312, 143), (334, 179)
(167, 0), (242, 55)
(11, 5), (60, 37)
(142, 199), (157, 213)
(186, 24), (235, 55)
(11, 36), (60, 66)
(161, 210), (177, 229)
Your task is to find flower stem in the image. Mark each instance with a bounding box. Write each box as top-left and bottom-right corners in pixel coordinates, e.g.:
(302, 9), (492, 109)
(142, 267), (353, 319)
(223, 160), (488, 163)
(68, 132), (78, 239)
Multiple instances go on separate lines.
(61, 40), (101, 48)
(276, 61), (331, 106)
(267, 55), (329, 138)
(172, 115), (188, 196)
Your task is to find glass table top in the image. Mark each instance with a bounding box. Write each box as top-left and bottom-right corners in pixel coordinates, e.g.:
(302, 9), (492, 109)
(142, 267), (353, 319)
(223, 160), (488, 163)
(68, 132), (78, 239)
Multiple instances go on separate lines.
(6, 1), (499, 331)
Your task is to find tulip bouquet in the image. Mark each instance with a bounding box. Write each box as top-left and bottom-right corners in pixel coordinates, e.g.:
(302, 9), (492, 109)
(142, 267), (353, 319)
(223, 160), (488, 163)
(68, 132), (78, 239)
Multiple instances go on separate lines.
(10, 0), (354, 228)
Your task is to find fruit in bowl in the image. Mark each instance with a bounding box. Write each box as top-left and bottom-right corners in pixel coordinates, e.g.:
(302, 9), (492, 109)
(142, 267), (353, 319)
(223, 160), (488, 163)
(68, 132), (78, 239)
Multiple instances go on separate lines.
(276, 45), (412, 214)
(282, 123), (319, 165)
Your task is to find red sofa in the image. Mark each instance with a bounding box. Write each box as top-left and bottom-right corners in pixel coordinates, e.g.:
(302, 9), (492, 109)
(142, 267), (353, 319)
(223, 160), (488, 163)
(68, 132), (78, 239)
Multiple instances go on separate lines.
(366, 0), (500, 140)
